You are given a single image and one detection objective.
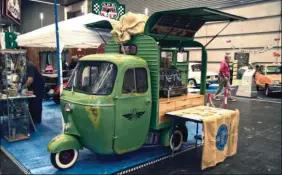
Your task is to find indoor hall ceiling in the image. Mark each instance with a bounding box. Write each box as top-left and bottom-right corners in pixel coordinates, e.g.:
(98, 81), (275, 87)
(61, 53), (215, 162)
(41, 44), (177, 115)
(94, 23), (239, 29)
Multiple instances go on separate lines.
(119, 0), (275, 15)
(26, 0), (84, 6)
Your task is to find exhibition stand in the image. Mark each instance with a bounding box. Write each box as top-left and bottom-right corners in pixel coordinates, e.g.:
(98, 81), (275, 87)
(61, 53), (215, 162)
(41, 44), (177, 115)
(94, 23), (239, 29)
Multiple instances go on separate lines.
(0, 3), (246, 174)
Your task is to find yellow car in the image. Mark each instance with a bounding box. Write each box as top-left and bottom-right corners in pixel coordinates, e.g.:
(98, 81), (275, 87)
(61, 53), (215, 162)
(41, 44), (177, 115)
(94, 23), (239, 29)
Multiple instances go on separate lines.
(255, 63), (281, 96)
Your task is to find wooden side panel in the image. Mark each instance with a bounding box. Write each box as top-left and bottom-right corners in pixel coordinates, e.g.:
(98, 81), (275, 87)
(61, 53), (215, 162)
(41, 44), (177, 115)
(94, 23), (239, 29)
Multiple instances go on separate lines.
(158, 94), (204, 124)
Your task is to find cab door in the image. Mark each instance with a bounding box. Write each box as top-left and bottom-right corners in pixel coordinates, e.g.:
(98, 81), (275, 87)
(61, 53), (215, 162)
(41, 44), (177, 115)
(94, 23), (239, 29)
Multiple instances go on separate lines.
(114, 66), (151, 154)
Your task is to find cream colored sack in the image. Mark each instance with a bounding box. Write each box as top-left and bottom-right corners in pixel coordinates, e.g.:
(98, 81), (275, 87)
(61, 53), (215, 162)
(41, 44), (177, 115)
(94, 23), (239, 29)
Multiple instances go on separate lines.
(201, 109), (240, 170)
(110, 12), (149, 43)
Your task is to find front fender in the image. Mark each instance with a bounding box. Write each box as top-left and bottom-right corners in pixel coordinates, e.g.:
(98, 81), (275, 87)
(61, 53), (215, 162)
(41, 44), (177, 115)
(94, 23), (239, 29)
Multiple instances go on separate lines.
(47, 134), (83, 153)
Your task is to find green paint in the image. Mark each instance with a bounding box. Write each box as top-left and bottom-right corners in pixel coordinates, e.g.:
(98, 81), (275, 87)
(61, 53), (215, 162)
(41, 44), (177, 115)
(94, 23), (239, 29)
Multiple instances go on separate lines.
(92, 0), (126, 20)
(5, 32), (18, 49)
(47, 134), (83, 153)
(160, 127), (172, 146)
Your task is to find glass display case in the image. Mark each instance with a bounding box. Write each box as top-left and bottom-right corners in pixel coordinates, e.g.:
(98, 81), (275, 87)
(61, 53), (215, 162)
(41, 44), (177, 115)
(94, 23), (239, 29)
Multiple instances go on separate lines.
(0, 49), (36, 142)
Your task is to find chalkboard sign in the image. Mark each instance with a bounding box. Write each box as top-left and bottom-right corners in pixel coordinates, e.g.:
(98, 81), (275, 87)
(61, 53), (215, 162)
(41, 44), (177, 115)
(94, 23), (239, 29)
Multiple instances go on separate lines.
(150, 14), (205, 38)
(234, 52), (249, 79)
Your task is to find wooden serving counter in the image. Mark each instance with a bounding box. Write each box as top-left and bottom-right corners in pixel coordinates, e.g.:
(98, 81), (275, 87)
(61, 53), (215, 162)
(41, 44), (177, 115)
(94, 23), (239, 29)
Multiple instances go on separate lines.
(158, 94), (205, 123)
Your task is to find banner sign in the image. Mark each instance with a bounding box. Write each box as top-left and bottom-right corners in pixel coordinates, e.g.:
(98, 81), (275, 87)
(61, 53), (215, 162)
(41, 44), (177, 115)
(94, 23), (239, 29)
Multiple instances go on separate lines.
(92, 0), (126, 20)
(1, 0), (21, 24)
(0, 32), (18, 49)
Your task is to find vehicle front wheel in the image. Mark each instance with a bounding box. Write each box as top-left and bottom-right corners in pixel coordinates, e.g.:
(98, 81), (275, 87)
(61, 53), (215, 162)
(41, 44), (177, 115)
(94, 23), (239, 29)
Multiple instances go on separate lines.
(170, 130), (184, 152)
(265, 84), (270, 96)
(51, 149), (79, 170)
(188, 79), (197, 88)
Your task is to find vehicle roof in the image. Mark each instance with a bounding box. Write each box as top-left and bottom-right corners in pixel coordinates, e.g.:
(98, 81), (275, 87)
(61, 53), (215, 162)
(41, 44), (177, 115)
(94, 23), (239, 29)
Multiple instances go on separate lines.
(79, 53), (147, 66)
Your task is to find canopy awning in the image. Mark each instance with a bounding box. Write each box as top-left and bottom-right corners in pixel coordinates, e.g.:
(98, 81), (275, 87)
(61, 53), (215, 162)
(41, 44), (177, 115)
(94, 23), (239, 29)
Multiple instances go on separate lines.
(144, 7), (247, 40)
(16, 13), (115, 48)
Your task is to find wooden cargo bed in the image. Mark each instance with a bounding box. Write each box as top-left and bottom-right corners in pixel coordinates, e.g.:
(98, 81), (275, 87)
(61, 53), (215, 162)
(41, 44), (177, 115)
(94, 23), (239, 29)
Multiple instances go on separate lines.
(159, 94), (205, 123)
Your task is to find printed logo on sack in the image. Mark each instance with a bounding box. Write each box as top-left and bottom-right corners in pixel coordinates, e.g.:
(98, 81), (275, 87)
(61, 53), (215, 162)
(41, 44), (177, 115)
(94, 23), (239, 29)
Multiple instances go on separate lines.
(216, 124), (228, 151)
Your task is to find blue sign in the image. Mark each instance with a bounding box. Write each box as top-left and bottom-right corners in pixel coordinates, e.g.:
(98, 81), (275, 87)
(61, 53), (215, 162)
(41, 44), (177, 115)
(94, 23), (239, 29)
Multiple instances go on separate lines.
(216, 124), (228, 151)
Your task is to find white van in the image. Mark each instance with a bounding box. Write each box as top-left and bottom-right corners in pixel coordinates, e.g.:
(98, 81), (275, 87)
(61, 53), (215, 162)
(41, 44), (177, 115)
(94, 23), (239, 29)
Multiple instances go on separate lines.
(188, 63), (218, 87)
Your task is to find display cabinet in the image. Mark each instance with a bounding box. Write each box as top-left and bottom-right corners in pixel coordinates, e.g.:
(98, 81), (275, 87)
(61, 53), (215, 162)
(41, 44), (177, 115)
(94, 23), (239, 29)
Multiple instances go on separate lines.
(0, 49), (36, 142)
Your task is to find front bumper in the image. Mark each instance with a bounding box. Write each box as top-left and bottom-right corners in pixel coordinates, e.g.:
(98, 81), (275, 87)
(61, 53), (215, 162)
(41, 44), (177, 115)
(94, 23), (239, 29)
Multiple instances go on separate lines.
(268, 85), (282, 92)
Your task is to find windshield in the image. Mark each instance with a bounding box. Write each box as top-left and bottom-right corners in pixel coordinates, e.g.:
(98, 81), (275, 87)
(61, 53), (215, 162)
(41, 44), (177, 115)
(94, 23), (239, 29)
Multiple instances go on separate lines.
(65, 61), (117, 95)
(191, 64), (202, 72)
(266, 66), (281, 75)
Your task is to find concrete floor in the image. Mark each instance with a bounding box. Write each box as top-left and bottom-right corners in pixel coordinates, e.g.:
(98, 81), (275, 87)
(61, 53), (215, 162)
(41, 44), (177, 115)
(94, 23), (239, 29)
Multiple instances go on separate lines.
(0, 96), (281, 174)
(133, 97), (282, 174)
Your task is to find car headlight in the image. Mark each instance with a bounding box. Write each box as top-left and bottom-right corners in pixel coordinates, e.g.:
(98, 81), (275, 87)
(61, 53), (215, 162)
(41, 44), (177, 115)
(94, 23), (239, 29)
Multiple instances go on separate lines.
(272, 80), (280, 85)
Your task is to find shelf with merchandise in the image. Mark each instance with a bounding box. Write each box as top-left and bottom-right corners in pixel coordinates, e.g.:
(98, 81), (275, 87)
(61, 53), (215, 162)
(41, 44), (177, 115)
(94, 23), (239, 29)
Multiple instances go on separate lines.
(0, 49), (36, 142)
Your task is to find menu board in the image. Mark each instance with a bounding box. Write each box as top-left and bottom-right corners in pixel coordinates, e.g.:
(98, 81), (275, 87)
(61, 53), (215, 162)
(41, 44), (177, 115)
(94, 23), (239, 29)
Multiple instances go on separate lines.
(234, 52), (250, 79)
(150, 14), (205, 38)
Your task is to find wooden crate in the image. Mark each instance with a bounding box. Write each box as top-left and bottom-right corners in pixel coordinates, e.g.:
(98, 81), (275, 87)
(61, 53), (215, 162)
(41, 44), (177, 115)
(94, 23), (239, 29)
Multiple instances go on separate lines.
(158, 94), (205, 124)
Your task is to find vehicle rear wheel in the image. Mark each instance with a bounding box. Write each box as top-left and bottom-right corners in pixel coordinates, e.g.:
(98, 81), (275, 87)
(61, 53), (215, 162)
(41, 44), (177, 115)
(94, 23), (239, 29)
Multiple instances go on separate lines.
(51, 149), (79, 170)
(169, 130), (184, 151)
(188, 79), (197, 87)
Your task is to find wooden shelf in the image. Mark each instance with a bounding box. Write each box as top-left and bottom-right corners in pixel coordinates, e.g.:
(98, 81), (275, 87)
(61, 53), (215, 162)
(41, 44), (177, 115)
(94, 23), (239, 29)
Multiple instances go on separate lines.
(5, 133), (30, 142)
(159, 94), (205, 124)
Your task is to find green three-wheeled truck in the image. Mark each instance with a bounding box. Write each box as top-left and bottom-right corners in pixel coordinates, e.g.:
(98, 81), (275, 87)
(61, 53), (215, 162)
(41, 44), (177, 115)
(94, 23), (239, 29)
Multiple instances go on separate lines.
(47, 7), (246, 169)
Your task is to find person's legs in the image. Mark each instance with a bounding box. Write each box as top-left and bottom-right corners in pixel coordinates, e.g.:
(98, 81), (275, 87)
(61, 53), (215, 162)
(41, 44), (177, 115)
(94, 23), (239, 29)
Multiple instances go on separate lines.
(214, 76), (225, 100)
(226, 78), (236, 101)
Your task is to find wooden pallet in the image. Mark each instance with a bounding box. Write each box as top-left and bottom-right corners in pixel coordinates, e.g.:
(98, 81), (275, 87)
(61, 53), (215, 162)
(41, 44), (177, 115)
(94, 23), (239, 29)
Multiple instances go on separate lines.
(158, 94), (204, 124)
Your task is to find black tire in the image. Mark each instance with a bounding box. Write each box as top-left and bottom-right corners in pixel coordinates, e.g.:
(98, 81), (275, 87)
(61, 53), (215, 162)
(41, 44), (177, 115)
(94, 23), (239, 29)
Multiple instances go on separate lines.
(169, 129), (184, 151)
(50, 149), (79, 170)
(265, 84), (269, 96)
(188, 79), (197, 87)
(178, 125), (188, 142)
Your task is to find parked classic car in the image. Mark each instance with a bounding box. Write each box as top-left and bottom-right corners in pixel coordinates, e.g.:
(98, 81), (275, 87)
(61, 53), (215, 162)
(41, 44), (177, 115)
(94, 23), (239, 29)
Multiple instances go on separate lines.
(254, 63), (281, 96)
(188, 63), (218, 87)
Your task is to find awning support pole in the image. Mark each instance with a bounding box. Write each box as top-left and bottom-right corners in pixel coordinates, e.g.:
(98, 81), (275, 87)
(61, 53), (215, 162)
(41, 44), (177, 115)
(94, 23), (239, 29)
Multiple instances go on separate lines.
(54, 0), (62, 88)
(204, 21), (232, 48)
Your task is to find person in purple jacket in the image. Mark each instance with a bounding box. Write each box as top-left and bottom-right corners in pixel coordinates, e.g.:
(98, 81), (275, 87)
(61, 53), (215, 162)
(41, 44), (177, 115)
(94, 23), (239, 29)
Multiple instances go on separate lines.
(213, 53), (236, 102)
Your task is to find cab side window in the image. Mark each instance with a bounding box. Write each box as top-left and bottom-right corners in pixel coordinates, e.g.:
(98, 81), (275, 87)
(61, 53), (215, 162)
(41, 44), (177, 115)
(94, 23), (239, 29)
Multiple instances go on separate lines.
(135, 68), (148, 93)
(122, 68), (148, 94)
(122, 69), (136, 94)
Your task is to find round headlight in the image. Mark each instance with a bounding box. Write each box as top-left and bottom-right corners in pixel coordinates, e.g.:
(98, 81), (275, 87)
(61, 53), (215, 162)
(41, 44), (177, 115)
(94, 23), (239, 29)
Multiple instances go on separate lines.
(64, 103), (72, 112)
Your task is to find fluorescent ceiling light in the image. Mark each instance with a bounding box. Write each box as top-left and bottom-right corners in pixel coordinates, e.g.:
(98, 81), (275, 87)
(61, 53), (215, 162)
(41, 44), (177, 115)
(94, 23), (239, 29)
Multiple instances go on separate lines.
(29, 0), (60, 6)
(145, 8), (148, 15)
(40, 13), (44, 20)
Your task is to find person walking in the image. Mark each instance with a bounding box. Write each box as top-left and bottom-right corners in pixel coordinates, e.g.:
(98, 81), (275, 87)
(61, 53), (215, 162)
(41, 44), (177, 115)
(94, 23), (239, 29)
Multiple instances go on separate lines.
(213, 53), (236, 102)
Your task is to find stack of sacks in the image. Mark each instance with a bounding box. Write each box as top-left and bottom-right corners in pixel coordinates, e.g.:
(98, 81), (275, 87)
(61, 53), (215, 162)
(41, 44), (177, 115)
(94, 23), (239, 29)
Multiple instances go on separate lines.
(110, 12), (149, 43)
